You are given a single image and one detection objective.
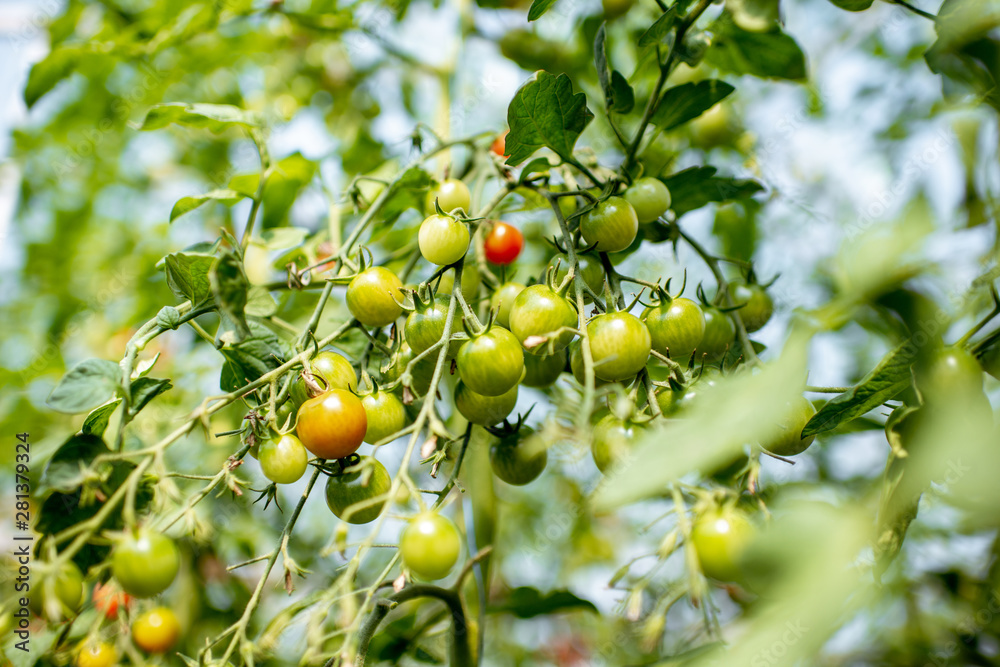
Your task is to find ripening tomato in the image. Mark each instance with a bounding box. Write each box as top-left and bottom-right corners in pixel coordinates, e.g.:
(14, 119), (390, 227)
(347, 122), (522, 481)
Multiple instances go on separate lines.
(690, 505), (754, 582)
(587, 312), (651, 382)
(548, 253), (605, 299)
(591, 414), (637, 474)
(361, 388), (408, 444)
(508, 284), (578, 353)
(419, 214), (470, 266)
(296, 389), (367, 460)
(643, 298), (706, 361)
(624, 177), (672, 224)
(455, 381), (518, 426)
(258, 433), (309, 484)
(76, 642), (117, 667)
(30, 561), (85, 620)
(731, 282), (773, 332)
(484, 221), (523, 265)
(490, 428), (547, 485)
(400, 513), (462, 580)
(405, 295), (451, 355)
(491, 131), (508, 158)
(325, 456), (392, 524)
(700, 307), (736, 360)
(491, 282), (526, 329)
(112, 530), (179, 598)
(457, 327), (524, 396)
(522, 351), (566, 388)
(347, 267), (405, 328)
(437, 263), (481, 304)
(426, 179), (471, 214)
(132, 607), (181, 653)
(580, 197), (638, 253)
(291, 350), (358, 408)
(760, 396), (817, 457)
(92, 582), (131, 621)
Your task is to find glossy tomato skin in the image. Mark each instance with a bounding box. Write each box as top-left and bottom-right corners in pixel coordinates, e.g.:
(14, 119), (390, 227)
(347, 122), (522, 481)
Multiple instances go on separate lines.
(580, 196), (638, 253)
(568, 339), (609, 387)
(491, 282), (526, 329)
(426, 179), (471, 214)
(76, 642), (117, 667)
(419, 214), (470, 266)
(731, 282), (773, 332)
(509, 284), (577, 354)
(548, 253), (605, 300)
(30, 561), (85, 620)
(761, 396), (817, 457)
(347, 267), (405, 328)
(490, 429), (547, 485)
(438, 263), (481, 304)
(112, 530), (179, 598)
(457, 327), (524, 396)
(325, 456), (391, 524)
(296, 389), (367, 460)
(361, 389), (408, 444)
(92, 582), (131, 620)
(643, 298), (706, 361)
(308, 351), (358, 393)
(522, 351), (566, 388)
(690, 506), (754, 582)
(400, 513), (462, 580)
(405, 295), (451, 355)
(587, 312), (652, 382)
(624, 177), (671, 224)
(917, 346), (984, 400)
(591, 415), (636, 473)
(132, 607), (181, 653)
(484, 221), (523, 265)
(455, 381), (518, 426)
(258, 433), (309, 484)
(700, 307), (736, 360)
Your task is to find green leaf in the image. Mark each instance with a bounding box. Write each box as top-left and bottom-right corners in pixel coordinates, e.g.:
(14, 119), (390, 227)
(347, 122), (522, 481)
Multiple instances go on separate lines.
(638, 8), (678, 48)
(163, 252), (216, 305)
(24, 45), (93, 108)
(81, 400), (122, 437)
(210, 252), (251, 342)
(218, 321), (292, 393)
(379, 166), (433, 223)
(826, 0), (873, 10)
(651, 80), (736, 132)
(40, 434), (108, 494)
(594, 25), (635, 114)
(505, 71), (595, 166)
(518, 157), (556, 184)
(170, 189), (247, 222)
(246, 285), (278, 317)
(488, 587), (598, 618)
(140, 103), (262, 133)
(527, 0), (559, 21)
(661, 166), (764, 216)
(258, 227), (310, 250)
(129, 377), (172, 415)
(925, 0), (1000, 111)
(802, 342), (914, 437)
(706, 15), (807, 80)
(47, 359), (121, 414)
(262, 153), (318, 229)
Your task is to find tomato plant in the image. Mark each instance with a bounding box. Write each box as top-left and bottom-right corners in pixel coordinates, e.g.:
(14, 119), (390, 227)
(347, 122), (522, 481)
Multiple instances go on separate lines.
(483, 221), (524, 265)
(690, 505), (754, 582)
(580, 196), (639, 253)
(426, 178), (471, 213)
(92, 582), (131, 621)
(490, 426), (548, 485)
(457, 325), (524, 396)
(346, 266), (405, 328)
(549, 252), (605, 299)
(490, 131), (509, 158)
(297, 389), (368, 459)
(361, 386), (408, 444)
(522, 350), (566, 387)
(760, 396), (817, 457)
(419, 214), (470, 266)
(591, 414), (637, 474)
(508, 284), (578, 353)
(731, 282), (773, 332)
(400, 513), (462, 580)
(491, 281), (526, 329)
(586, 312), (652, 381)
(643, 297), (706, 361)
(405, 294), (451, 354)
(325, 456), (392, 524)
(258, 433), (309, 484)
(132, 607), (181, 653)
(454, 380), (518, 426)
(112, 530), (180, 598)
(916, 346), (984, 400)
(30, 561), (85, 620)
(76, 642), (117, 667)
(624, 177), (672, 224)
(699, 306), (736, 360)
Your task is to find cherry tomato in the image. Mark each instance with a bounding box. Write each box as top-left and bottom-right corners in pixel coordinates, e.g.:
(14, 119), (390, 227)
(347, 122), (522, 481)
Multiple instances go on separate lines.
(400, 513), (461, 580)
(916, 346), (984, 401)
(659, 371), (719, 415)
(306, 351), (357, 393)
(457, 326), (524, 396)
(258, 433), (309, 484)
(362, 388), (408, 444)
(491, 282), (526, 329)
(760, 396), (817, 457)
(490, 428), (547, 485)
(483, 221), (523, 265)
(690, 505), (754, 582)
(569, 339), (609, 387)
(347, 267), (405, 328)
(591, 414), (636, 473)
(437, 263), (481, 304)
(490, 131), (509, 158)
(689, 103), (741, 149)
(602, 0), (636, 18)
(700, 307), (736, 360)
(643, 297), (705, 361)
(978, 342), (1000, 381)
(624, 177), (671, 224)
(587, 312), (651, 382)
(509, 284), (577, 354)
(419, 214), (470, 266)
(297, 389), (367, 459)
(112, 530), (179, 598)
(76, 642), (117, 667)
(731, 282), (773, 333)
(548, 253), (605, 299)
(426, 179), (471, 214)
(30, 561), (85, 620)
(455, 381), (518, 426)
(92, 582), (131, 621)
(405, 295), (451, 355)
(522, 351), (566, 388)
(580, 197), (638, 253)
(325, 456), (391, 524)
(384, 343), (437, 396)
(132, 607), (180, 653)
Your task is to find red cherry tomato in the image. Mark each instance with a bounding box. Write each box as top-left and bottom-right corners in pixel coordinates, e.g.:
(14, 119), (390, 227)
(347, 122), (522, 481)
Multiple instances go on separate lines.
(483, 221), (523, 266)
(491, 131), (509, 158)
(92, 582), (132, 620)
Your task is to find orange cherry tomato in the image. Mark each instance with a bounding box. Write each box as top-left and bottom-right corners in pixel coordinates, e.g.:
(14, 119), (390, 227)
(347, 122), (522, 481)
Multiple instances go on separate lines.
(296, 389), (368, 460)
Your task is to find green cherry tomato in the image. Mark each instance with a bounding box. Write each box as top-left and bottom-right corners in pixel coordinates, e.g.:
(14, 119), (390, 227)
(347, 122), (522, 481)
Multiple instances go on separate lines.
(347, 267), (405, 328)
(384, 343), (436, 396)
(700, 307), (736, 360)
(761, 396), (817, 457)
(509, 284), (577, 354)
(112, 530), (180, 598)
(602, 0), (636, 18)
(580, 197), (638, 253)
(548, 253), (605, 300)
(917, 346), (984, 400)
(438, 263), (481, 304)
(258, 433), (309, 484)
(426, 178), (471, 214)
(297, 389), (368, 460)
(587, 312), (651, 382)
(643, 297), (706, 361)
(457, 327), (524, 396)
(689, 103), (741, 149)
(591, 414), (636, 473)
(624, 177), (671, 224)
(419, 214), (470, 266)
(490, 428), (547, 485)
(30, 561), (85, 620)
(690, 506), (754, 582)
(291, 351), (358, 407)
(522, 351), (566, 388)
(731, 282), (773, 333)
(491, 282), (526, 329)
(325, 456), (392, 524)
(400, 513), (462, 579)
(405, 295), (451, 355)
(569, 339), (609, 387)
(455, 381), (518, 426)
(362, 389), (408, 444)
